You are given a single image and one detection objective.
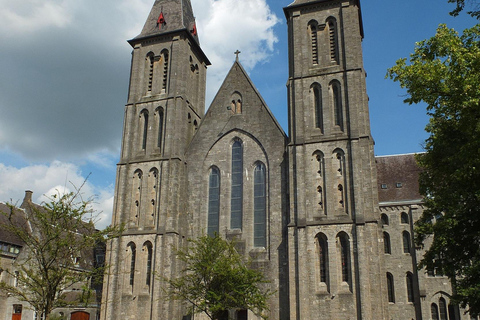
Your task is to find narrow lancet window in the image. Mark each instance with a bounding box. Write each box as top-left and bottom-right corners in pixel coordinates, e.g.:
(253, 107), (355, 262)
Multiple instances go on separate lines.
(146, 53), (154, 93)
(141, 110), (149, 150)
(327, 18), (339, 64)
(387, 273), (395, 303)
(132, 170), (143, 225)
(431, 303), (440, 320)
(157, 108), (164, 149)
(403, 231), (411, 254)
(253, 163), (266, 247)
(231, 140), (243, 230)
(339, 234), (350, 283)
(128, 243), (136, 287)
(208, 167), (220, 236)
(145, 242), (153, 287)
(148, 168), (159, 226)
(406, 272), (414, 302)
(310, 23), (318, 64)
(312, 84), (323, 132)
(316, 234), (328, 285)
(161, 50), (169, 92)
(331, 82), (343, 130)
(384, 232), (391, 254)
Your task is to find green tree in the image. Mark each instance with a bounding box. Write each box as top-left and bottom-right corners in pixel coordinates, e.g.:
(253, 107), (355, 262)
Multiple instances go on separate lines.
(387, 24), (480, 316)
(167, 234), (273, 320)
(448, 0), (480, 18)
(0, 191), (120, 320)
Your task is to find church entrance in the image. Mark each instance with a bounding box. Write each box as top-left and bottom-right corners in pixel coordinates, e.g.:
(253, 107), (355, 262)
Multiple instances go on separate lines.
(70, 311), (89, 320)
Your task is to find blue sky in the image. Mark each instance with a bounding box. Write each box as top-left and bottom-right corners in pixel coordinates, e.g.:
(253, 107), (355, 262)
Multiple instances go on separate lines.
(0, 0), (476, 228)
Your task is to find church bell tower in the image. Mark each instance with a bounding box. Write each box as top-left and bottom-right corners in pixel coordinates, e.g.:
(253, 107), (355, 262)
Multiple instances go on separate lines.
(101, 1), (210, 319)
(284, 0), (389, 318)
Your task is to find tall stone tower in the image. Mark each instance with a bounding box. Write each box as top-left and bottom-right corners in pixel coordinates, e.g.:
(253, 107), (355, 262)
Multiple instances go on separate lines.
(101, 0), (210, 319)
(284, 0), (388, 319)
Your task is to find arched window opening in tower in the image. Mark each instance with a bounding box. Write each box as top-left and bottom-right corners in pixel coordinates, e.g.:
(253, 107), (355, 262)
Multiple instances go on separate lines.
(331, 82), (343, 131)
(312, 84), (323, 132)
(339, 234), (350, 283)
(157, 108), (164, 149)
(148, 168), (159, 225)
(327, 18), (339, 64)
(208, 167), (220, 236)
(141, 110), (149, 150)
(387, 272), (395, 303)
(316, 234), (328, 285)
(231, 140), (243, 230)
(161, 50), (169, 92)
(132, 170), (143, 225)
(128, 243), (136, 288)
(310, 22), (318, 65)
(406, 272), (414, 302)
(144, 242), (153, 287)
(253, 162), (266, 247)
(146, 53), (154, 93)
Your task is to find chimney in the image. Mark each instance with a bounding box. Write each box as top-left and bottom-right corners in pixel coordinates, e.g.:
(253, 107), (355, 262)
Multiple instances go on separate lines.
(24, 190), (33, 203)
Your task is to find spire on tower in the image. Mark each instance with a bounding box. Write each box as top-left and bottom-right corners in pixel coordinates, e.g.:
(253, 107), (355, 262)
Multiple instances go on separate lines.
(131, 0), (200, 44)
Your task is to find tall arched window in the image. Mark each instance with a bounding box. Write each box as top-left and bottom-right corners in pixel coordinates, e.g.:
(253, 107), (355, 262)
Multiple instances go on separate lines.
(327, 18), (339, 64)
(147, 168), (159, 226)
(309, 21), (319, 64)
(141, 110), (149, 150)
(161, 49), (169, 92)
(253, 162), (266, 247)
(131, 170), (143, 225)
(144, 242), (153, 287)
(338, 233), (350, 283)
(431, 303), (440, 320)
(208, 167), (220, 236)
(331, 81), (343, 130)
(128, 243), (136, 287)
(439, 298), (448, 320)
(384, 232), (391, 254)
(403, 231), (411, 254)
(314, 151), (325, 212)
(316, 233), (328, 285)
(406, 272), (414, 302)
(387, 272), (395, 303)
(146, 52), (154, 93)
(231, 140), (243, 230)
(157, 107), (164, 149)
(312, 84), (323, 132)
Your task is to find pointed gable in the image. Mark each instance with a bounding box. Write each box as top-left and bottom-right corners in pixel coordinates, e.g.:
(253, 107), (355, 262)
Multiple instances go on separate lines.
(187, 60), (286, 161)
(131, 0), (199, 44)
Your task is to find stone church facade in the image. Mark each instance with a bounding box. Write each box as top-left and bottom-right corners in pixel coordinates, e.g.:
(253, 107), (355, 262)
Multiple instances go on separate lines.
(101, 0), (467, 319)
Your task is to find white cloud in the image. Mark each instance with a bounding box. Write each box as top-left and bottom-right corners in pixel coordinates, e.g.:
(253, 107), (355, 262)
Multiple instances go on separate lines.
(0, 0), (73, 37)
(192, 0), (280, 105)
(0, 161), (113, 229)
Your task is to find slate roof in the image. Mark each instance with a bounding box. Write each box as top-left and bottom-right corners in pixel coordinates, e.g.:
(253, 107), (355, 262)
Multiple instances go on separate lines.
(376, 154), (423, 204)
(131, 0), (199, 44)
(0, 203), (28, 247)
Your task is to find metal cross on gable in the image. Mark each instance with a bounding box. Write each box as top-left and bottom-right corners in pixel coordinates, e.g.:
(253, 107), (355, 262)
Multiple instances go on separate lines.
(234, 50), (241, 61)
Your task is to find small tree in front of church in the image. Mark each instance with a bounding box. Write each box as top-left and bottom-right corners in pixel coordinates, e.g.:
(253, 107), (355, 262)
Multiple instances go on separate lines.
(167, 234), (273, 320)
(0, 190), (121, 320)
